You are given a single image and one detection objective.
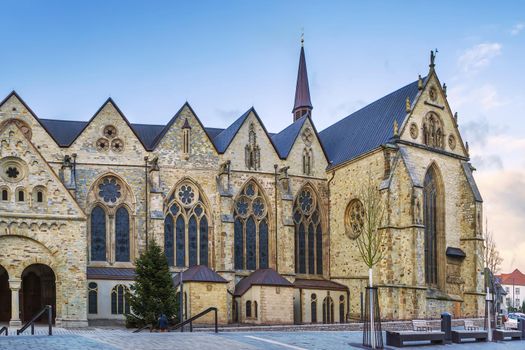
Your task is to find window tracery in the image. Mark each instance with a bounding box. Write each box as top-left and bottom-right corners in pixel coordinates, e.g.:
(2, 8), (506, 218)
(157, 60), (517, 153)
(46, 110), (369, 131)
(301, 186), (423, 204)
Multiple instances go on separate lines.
(164, 181), (209, 267)
(344, 199), (365, 239)
(234, 180), (269, 270)
(111, 284), (130, 315)
(294, 185), (323, 275)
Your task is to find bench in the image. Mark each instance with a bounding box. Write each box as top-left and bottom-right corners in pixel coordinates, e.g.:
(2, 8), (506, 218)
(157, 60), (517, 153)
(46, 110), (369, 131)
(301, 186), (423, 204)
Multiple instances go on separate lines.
(493, 329), (522, 341)
(386, 330), (445, 347)
(451, 330), (487, 343)
(464, 319), (479, 330)
(412, 320), (432, 331)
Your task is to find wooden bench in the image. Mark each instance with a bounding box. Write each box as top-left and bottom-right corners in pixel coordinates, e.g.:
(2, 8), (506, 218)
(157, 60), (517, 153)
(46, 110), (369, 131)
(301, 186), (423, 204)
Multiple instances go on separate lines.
(493, 329), (522, 341)
(386, 330), (445, 347)
(451, 330), (487, 343)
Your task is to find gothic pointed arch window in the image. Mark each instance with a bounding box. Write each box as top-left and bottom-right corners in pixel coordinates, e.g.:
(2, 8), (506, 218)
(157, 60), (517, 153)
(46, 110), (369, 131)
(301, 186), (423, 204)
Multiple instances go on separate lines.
(111, 284), (130, 315)
(423, 165), (443, 287)
(294, 185), (323, 275)
(88, 175), (134, 264)
(164, 181), (210, 267)
(303, 147), (313, 175)
(422, 112), (444, 149)
(234, 180), (269, 270)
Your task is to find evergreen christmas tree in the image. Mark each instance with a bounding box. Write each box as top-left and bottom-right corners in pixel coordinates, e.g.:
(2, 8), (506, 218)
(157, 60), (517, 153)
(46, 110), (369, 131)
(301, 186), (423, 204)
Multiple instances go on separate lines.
(126, 240), (178, 328)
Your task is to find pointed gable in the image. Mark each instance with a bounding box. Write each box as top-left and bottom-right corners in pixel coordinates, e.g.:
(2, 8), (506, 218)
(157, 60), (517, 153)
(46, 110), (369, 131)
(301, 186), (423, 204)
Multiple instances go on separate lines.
(320, 79), (421, 168)
(213, 109), (252, 153)
(0, 92), (63, 156)
(0, 121), (85, 218)
(272, 115), (308, 158)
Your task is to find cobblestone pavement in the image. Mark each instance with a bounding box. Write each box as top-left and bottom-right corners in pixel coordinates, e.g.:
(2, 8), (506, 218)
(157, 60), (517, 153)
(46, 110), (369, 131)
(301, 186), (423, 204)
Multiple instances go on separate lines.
(2, 328), (525, 349)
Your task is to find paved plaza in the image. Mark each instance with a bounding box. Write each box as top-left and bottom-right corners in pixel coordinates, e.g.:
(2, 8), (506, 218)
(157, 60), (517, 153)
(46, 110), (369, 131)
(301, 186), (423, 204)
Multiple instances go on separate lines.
(1, 328), (525, 350)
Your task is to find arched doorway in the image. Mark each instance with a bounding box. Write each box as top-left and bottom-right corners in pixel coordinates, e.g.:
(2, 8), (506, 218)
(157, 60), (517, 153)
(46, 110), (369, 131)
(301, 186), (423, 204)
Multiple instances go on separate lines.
(0, 265), (10, 322)
(20, 264), (56, 323)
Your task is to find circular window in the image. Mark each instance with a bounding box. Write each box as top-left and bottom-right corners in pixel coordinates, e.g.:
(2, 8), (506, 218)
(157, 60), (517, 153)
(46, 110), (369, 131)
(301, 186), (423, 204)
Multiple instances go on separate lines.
(345, 199), (365, 239)
(178, 184), (198, 206)
(235, 196), (250, 218)
(409, 123), (419, 139)
(302, 128), (314, 146)
(104, 125), (117, 139)
(253, 197), (266, 218)
(111, 138), (124, 152)
(0, 157), (27, 183)
(298, 189), (314, 215)
(96, 138), (109, 152)
(98, 177), (122, 203)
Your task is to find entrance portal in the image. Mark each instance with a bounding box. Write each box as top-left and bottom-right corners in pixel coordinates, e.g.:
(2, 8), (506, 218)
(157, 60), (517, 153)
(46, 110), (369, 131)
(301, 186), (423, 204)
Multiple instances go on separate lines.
(0, 265), (10, 322)
(21, 264), (56, 323)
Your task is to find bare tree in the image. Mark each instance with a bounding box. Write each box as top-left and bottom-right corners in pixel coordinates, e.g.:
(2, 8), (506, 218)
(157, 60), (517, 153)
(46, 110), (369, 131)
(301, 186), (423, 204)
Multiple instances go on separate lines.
(354, 172), (387, 349)
(484, 219), (503, 274)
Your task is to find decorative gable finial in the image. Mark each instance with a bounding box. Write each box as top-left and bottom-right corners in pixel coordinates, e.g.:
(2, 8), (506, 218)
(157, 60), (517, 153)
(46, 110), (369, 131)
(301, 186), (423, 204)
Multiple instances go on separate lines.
(405, 96), (411, 113)
(465, 141), (469, 155)
(442, 83), (447, 97)
(182, 118), (191, 129)
(393, 120), (399, 137)
(429, 49), (437, 70)
(418, 75), (423, 90)
(454, 112), (458, 124)
(301, 30), (304, 47)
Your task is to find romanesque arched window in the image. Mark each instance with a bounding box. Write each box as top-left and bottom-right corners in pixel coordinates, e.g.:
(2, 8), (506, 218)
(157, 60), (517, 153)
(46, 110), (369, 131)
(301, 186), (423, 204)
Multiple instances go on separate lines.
(423, 165), (442, 287)
(294, 185), (322, 275)
(115, 207), (130, 262)
(422, 112), (444, 149)
(234, 180), (269, 270)
(88, 175), (134, 263)
(90, 206), (106, 261)
(311, 293), (317, 323)
(164, 181), (210, 267)
(246, 300), (252, 318)
(88, 282), (98, 314)
(111, 284), (130, 315)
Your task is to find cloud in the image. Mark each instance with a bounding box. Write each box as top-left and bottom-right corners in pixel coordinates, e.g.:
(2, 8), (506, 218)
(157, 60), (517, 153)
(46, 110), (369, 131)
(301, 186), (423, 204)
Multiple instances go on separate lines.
(458, 43), (502, 73)
(511, 23), (525, 36)
(449, 83), (506, 112)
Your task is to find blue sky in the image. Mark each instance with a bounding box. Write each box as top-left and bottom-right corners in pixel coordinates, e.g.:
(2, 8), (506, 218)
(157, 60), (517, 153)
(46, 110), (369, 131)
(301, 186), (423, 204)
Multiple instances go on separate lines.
(1, 1), (524, 272)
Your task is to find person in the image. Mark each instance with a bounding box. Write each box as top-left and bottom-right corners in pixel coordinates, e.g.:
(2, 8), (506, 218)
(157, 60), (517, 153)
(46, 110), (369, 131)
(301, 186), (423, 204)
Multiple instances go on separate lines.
(158, 313), (168, 332)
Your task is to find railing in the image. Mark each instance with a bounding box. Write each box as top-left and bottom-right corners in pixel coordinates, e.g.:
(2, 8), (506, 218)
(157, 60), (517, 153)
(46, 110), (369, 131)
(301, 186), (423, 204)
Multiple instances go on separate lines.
(170, 307), (218, 333)
(132, 323), (152, 333)
(0, 326), (7, 336)
(17, 305), (53, 336)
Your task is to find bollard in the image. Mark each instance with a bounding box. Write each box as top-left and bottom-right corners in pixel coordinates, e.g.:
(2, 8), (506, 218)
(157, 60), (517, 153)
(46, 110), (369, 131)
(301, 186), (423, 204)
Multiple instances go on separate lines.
(441, 312), (452, 343)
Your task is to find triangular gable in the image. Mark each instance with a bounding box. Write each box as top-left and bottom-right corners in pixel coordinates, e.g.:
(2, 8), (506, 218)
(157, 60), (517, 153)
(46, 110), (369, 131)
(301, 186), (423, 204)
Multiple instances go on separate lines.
(213, 107), (281, 157)
(0, 91), (62, 151)
(151, 102), (218, 152)
(0, 121), (85, 218)
(273, 115), (329, 162)
(68, 98), (147, 151)
(399, 70), (468, 157)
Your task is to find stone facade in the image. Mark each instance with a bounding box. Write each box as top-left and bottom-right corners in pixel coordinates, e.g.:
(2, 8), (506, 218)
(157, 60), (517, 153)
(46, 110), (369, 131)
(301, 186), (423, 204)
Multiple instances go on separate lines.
(0, 50), (485, 327)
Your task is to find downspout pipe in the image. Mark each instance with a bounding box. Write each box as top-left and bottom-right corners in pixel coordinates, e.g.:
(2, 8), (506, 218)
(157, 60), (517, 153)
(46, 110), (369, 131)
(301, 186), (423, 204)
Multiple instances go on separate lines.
(144, 156), (149, 248)
(274, 164), (279, 272)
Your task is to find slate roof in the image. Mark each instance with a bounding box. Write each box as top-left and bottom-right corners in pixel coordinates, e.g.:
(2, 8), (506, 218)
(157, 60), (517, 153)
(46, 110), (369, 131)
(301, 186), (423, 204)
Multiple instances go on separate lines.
(445, 247), (466, 259)
(234, 268), (293, 297)
(172, 265), (228, 287)
(293, 46), (313, 111)
(319, 79), (423, 168)
(87, 267), (136, 280)
(293, 278), (348, 291)
(213, 108), (252, 153)
(271, 115), (307, 158)
(39, 119), (87, 146)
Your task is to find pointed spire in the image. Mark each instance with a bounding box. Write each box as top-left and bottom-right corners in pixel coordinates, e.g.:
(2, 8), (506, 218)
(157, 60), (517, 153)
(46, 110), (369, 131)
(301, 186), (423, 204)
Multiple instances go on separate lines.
(292, 35), (313, 122)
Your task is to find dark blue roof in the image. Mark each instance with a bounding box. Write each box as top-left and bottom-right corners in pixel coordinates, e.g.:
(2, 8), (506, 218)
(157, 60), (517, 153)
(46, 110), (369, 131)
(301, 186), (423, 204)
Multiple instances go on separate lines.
(39, 118), (87, 146)
(205, 127), (224, 138)
(271, 115), (307, 158)
(212, 108), (252, 153)
(132, 123), (165, 149)
(319, 79), (422, 168)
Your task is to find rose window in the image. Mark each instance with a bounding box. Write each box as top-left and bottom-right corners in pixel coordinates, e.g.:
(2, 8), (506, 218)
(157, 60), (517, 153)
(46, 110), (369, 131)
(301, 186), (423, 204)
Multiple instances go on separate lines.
(236, 197), (249, 216)
(6, 167), (19, 179)
(104, 125), (117, 138)
(98, 177), (122, 203)
(345, 199), (365, 239)
(178, 185), (195, 206)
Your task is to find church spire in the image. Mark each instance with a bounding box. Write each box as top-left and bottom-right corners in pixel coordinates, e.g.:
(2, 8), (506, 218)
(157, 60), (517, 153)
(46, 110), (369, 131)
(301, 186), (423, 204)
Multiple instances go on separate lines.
(292, 35), (313, 122)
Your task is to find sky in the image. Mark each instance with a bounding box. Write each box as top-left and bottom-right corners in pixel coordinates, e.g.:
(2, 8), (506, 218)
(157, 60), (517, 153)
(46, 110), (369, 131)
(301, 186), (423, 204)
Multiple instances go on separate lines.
(1, 1), (524, 273)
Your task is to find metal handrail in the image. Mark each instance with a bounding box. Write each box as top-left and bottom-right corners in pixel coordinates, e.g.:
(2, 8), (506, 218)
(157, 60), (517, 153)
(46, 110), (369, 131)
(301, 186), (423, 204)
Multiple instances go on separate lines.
(169, 307), (218, 333)
(0, 326), (7, 336)
(17, 305), (52, 336)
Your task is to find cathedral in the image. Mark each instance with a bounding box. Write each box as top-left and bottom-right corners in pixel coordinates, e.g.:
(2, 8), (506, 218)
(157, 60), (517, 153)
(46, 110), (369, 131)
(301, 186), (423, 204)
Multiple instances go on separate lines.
(0, 43), (485, 327)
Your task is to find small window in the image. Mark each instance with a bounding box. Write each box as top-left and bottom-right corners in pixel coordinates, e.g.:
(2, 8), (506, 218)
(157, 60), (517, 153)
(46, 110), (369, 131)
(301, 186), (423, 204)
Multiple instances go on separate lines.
(37, 191), (43, 203)
(88, 282), (98, 314)
(254, 301), (258, 318)
(516, 288), (520, 295)
(111, 284), (130, 315)
(1, 189), (8, 201)
(246, 300), (252, 318)
(17, 190), (25, 202)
